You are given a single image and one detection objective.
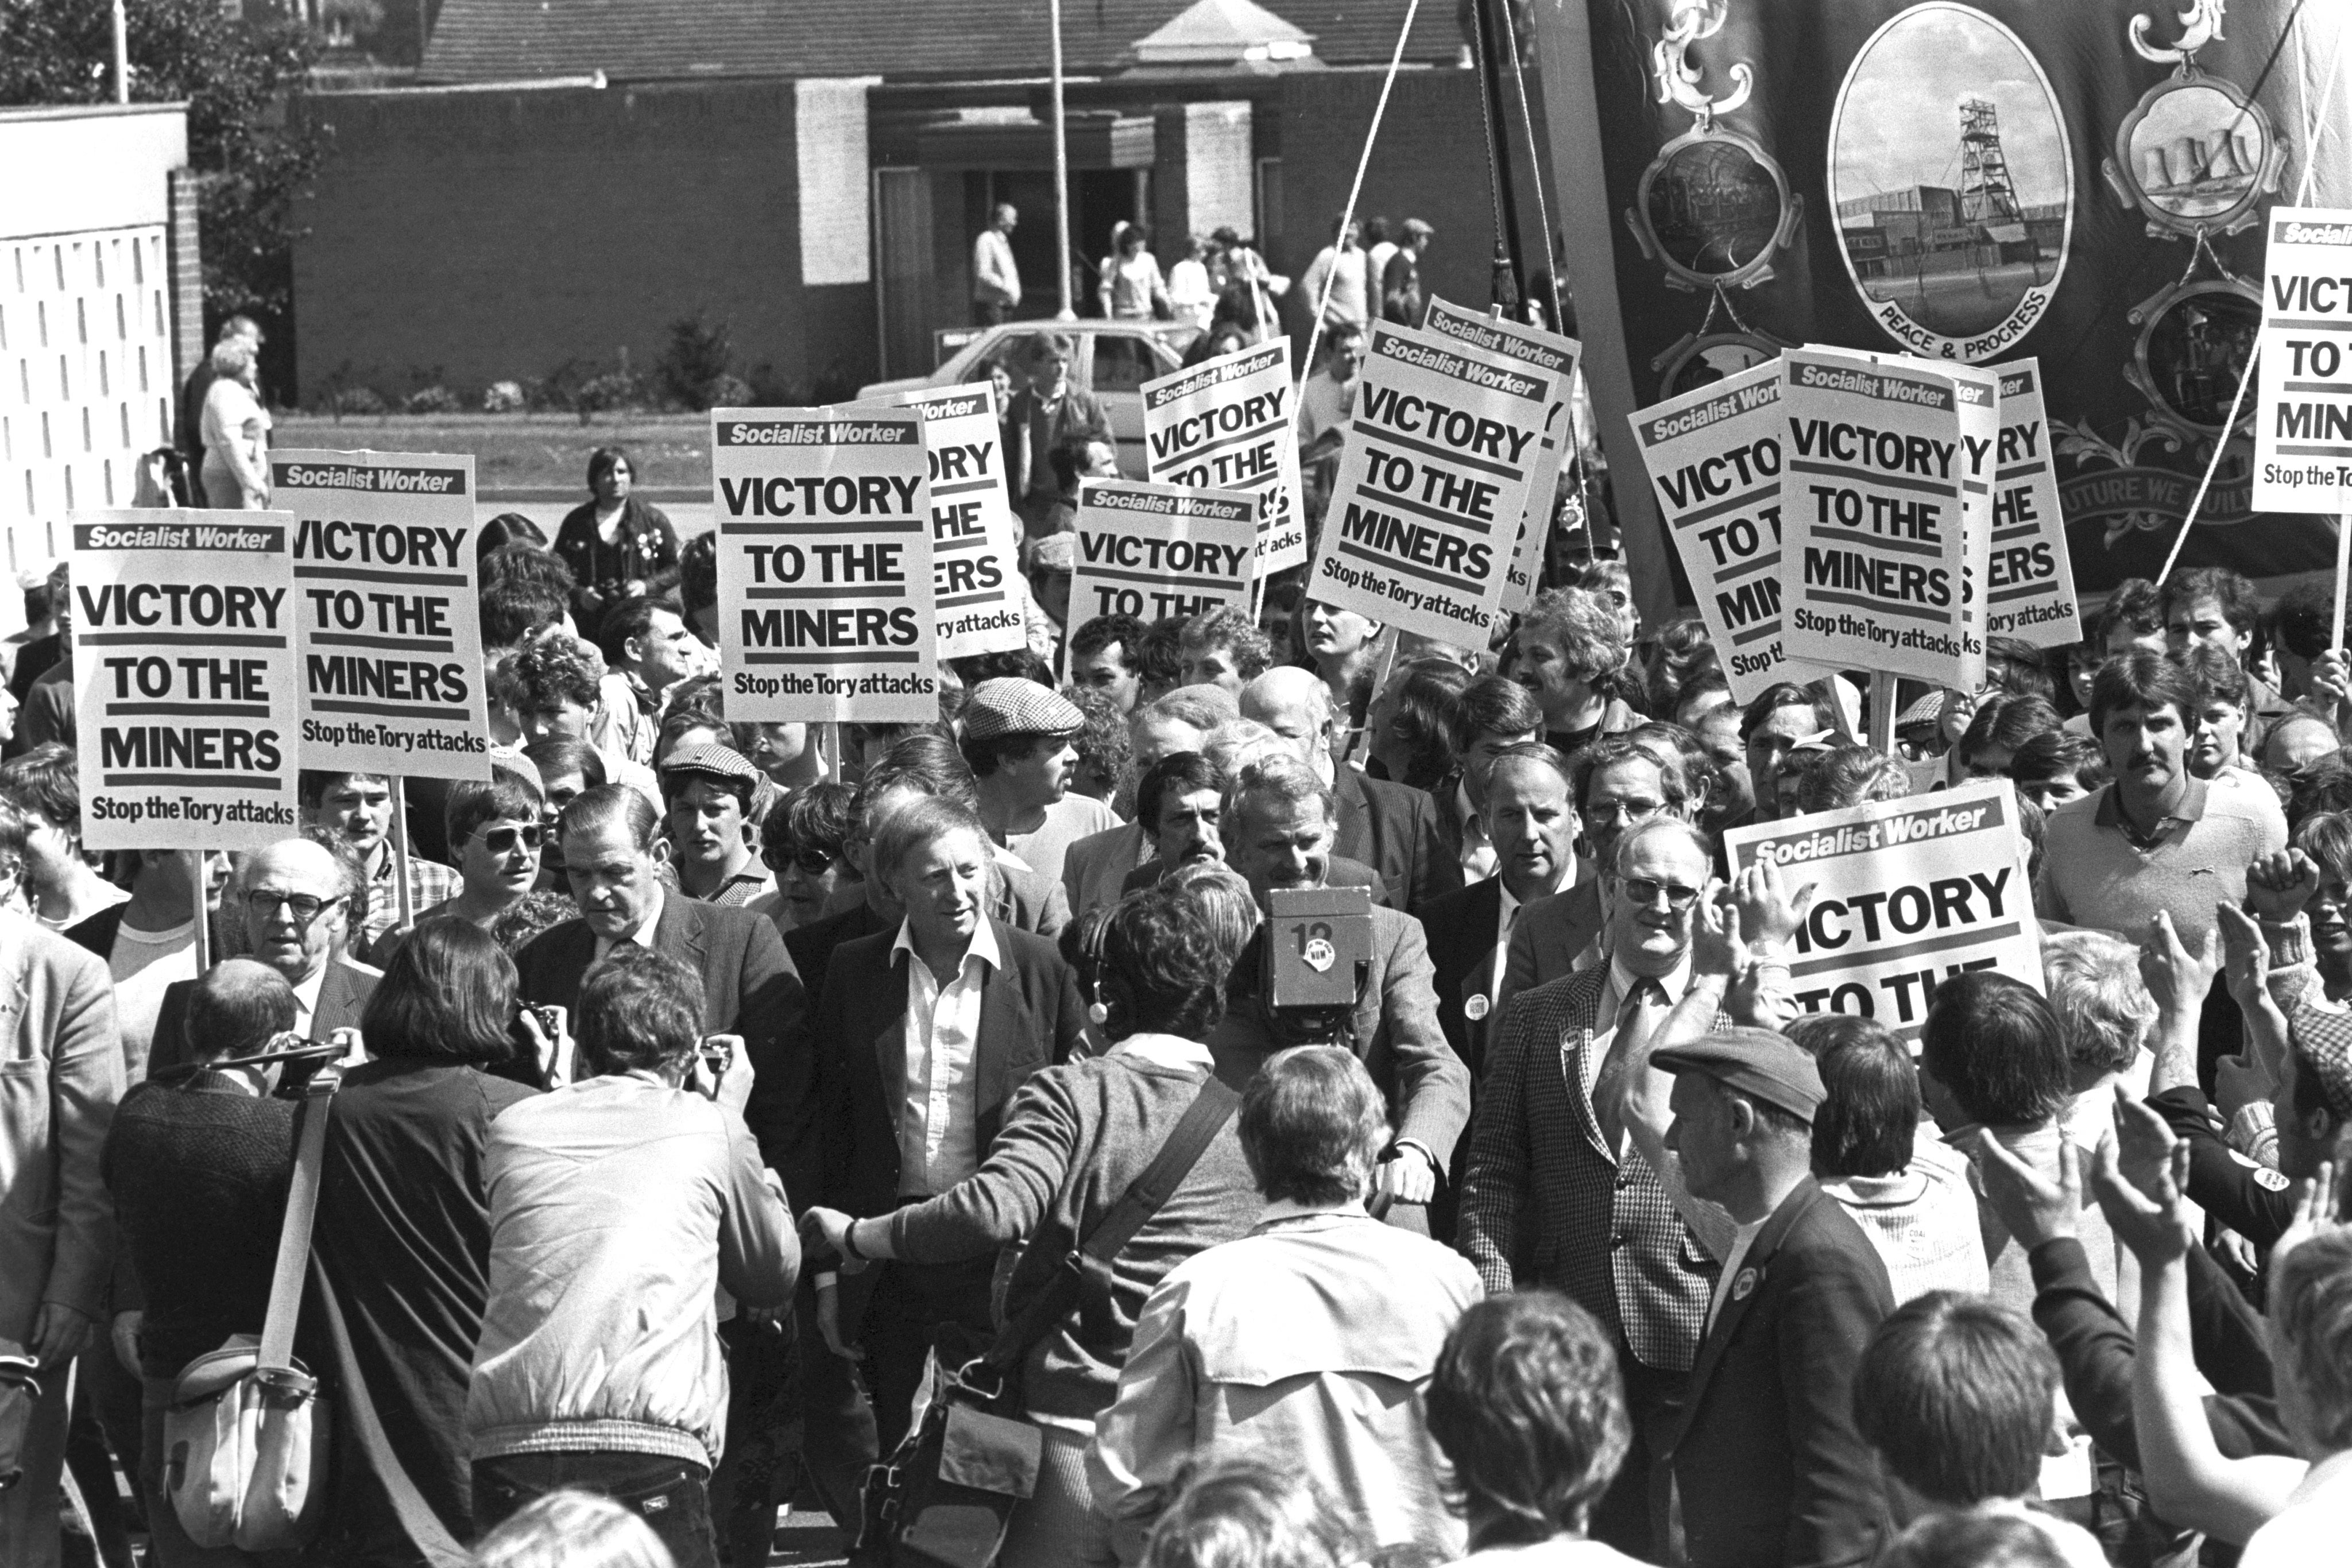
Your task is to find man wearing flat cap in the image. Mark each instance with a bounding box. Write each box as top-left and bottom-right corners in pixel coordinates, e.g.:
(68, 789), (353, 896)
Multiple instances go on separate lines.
(662, 743), (775, 907)
(963, 677), (1121, 891)
(1652, 1027), (1894, 1568)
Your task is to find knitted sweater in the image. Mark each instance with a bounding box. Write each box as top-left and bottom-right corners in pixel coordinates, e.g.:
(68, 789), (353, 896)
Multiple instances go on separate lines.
(1819, 1132), (1988, 1306)
(100, 1074), (295, 1376)
(2035, 778), (2285, 950)
(884, 1040), (1262, 1426)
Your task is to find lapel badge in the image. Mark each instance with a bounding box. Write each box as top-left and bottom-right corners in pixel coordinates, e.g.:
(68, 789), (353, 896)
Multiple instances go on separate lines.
(1465, 994), (1490, 1021)
(1731, 1267), (1758, 1303)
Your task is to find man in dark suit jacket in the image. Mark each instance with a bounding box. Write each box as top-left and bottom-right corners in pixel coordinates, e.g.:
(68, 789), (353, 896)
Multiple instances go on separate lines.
(798, 797), (1084, 1456)
(1241, 666), (1457, 913)
(1649, 1030), (1893, 1568)
(1457, 816), (1726, 1559)
(1206, 753), (1467, 1237)
(1419, 745), (1581, 1086)
(150, 839), (380, 1076)
(511, 787), (805, 1170)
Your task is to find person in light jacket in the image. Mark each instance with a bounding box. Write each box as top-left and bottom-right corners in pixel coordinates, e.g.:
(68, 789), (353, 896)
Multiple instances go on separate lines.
(467, 944), (799, 1568)
(1089, 1045), (1483, 1563)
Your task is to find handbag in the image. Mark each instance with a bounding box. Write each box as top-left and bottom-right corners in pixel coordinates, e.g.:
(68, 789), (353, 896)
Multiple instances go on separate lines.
(858, 1075), (1243, 1568)
(162, 1065), (339, 1550)
(0, 1341), (39, 1492)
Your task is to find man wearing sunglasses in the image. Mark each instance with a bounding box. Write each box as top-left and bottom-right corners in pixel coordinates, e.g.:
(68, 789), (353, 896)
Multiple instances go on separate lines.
(150, 838), (380, 1078)
(1458, 816), (1722, 1562)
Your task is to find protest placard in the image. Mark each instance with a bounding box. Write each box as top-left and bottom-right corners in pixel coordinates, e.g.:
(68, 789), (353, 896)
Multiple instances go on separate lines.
(1142, 340), (1306, 573)
(1071, 479), (1257, 632)
(711, 406), (938, 724)
(272, 450), (490, 782)
(1422, 297), (1580, 614)
(1982, 360), (2080, 648)
(2253, 207), (2352, 514)
(69, 510), (300, 851)
(1305, 320), (1558, 646)
(1627, 359), (1840, 704)
(1725, 777), (2041, 1039)
(1780, 347), (1978, 688)
(863, 382), (1029, 659)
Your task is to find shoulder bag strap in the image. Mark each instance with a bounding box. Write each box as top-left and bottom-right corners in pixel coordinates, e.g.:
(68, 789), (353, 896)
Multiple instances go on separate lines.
(257, 1064), (340, 1373)
(310, 1253), (473, 1568)
(982, 1074), (1241, 1374)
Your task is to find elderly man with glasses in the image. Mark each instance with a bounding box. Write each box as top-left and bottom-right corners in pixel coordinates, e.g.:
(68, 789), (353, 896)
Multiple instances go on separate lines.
(149, 837), (381, 1077)
(1457, 816), (1728, 1562)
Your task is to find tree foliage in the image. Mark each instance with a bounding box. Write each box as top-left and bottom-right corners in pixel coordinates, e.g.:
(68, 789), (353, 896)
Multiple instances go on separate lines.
(0, 0), (321, 316)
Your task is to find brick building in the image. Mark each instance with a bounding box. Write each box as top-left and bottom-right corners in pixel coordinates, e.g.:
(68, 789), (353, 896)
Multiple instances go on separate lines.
(287, 0), (1553, 402)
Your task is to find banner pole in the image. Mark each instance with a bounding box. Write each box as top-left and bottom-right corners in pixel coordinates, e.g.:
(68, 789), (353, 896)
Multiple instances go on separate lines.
(188, 851), (211, 974)
(390, 777), (415, 932)
(1868, 671), (1897, 756)
(2335, 513), (2351, 655)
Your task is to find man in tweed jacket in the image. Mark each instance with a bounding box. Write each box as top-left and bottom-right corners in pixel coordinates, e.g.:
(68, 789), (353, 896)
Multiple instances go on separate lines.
(1457, 818), (1720, 1560)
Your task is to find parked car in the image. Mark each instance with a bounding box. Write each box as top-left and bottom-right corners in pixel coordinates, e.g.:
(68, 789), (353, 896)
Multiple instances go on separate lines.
(858, 319), (1202, 477)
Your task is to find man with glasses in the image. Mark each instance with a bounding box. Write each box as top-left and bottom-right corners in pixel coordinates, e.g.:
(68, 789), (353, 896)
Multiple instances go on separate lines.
(150, 838), (380, 1077)
(1500, 737), (1690, 1016)
(1459, 817), (1723, 1561)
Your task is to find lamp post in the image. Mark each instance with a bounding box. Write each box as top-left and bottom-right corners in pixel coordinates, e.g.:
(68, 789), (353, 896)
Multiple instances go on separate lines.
(1050, 0), (1076, 320)
(111, 0), (130, 103)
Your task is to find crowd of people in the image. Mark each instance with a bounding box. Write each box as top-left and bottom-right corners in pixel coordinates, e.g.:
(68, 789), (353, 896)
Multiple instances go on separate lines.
(7, 444), (2352, 1568)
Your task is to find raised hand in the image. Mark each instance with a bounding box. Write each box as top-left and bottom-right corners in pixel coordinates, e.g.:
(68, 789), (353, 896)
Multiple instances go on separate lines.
(2245, 849), (2320, 924)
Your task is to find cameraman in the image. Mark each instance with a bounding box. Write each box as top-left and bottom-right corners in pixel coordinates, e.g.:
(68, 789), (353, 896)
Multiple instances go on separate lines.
(468, 946), (797, 1568)
(1209, 754), (1468, 1233)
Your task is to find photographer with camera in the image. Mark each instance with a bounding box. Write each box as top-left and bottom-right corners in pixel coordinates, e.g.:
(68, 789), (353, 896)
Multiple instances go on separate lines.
(803, 885), (1259, 1567)
(470, 944), (795, 1568)
(1207, 754), (1467, 1235)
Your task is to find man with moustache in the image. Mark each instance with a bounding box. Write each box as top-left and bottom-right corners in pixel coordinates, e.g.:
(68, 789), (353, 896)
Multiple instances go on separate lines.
(1119, 753), (1230, 892)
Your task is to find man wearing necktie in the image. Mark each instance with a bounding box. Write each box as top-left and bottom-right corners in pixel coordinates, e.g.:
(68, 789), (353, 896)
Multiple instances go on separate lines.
(1419, 743), (1581, 1242)
(1456, 815), (1723, 1562)
(1421, 744), (1580, 1083)
(514, 786), (804, 1166)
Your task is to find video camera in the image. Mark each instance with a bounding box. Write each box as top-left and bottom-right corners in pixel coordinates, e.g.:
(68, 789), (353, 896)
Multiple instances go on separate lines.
(1255, 885), (1374, 1048)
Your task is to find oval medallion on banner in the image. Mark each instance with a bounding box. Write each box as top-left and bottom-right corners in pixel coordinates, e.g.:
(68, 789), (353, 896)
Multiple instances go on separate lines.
(1828, 3), (2074, 363)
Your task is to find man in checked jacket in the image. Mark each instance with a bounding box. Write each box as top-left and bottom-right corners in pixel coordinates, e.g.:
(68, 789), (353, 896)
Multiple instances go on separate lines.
(1457, 817), (1721, 1562)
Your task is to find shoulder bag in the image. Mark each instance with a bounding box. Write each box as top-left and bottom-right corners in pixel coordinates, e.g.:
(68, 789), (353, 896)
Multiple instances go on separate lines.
(163, 1065), (339, 1550)
(858, 1074), (1242, 1568)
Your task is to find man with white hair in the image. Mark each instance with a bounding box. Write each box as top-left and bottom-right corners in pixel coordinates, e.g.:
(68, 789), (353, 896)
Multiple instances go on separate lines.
(1208, 753), (1467, 1234)
(149, 837), (380, 1073)
(1240, 666), (1453, 913)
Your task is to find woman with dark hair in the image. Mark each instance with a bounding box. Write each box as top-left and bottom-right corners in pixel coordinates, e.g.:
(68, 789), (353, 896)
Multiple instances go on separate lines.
(308, 919), (543, 1562)
(477, 512), (550, 557)
(553, 446), (680, 642)
(804, 886), (1262, 1567)
(1788, 1015), (1987, 1304)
